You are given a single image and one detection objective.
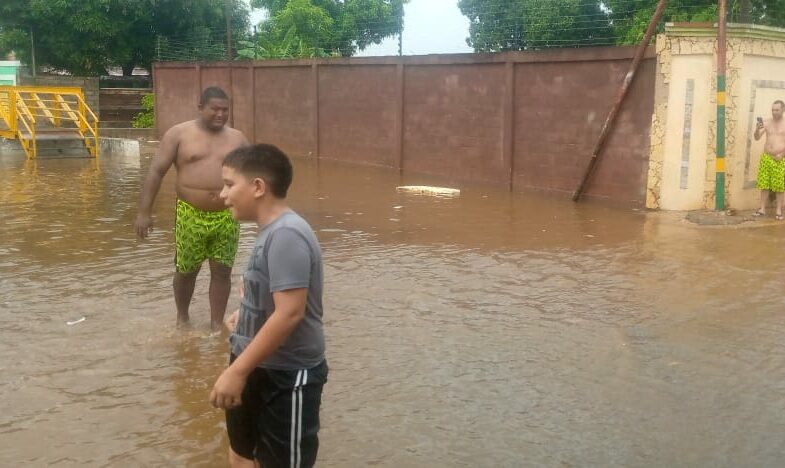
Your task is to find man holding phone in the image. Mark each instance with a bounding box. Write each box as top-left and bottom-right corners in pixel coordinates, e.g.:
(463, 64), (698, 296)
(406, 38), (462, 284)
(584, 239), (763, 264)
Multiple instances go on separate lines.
(753, 100), (785, 220)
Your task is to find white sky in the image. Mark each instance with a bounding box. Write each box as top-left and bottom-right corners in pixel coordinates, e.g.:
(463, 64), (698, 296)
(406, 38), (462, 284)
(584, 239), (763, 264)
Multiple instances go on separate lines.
(248, 0), (473, 56)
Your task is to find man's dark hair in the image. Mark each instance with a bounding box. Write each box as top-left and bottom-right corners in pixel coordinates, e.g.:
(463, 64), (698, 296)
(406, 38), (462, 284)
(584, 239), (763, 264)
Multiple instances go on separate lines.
(223, 144), (293, 198)
(199, 86), (229, 106)
(775, 100), (785, 109)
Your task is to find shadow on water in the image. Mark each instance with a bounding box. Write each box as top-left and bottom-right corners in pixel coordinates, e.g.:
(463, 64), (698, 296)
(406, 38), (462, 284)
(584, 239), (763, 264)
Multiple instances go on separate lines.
(2, 150), (785, 466)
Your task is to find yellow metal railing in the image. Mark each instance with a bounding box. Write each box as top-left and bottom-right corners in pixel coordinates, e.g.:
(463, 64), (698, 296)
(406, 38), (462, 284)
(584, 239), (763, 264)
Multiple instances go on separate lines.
(0, 85), (99, 159)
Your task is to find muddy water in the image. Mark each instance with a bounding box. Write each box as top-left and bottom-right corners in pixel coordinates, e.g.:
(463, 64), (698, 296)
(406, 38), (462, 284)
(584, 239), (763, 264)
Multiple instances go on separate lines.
(1, 149), (785, 467)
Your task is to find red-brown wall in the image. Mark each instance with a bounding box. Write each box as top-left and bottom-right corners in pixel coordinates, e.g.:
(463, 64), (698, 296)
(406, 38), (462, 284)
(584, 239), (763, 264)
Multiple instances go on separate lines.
(154, 47), (655, 205)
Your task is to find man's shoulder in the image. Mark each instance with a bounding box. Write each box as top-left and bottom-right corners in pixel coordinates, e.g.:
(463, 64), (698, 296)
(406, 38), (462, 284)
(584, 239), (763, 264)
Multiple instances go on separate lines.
(163, 120), (198, 139)
(224, 126), (248, 142)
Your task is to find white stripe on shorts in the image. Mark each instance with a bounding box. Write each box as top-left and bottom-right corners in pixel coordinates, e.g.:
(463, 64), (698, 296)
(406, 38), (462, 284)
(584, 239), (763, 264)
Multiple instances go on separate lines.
(291, 370), (304, 468)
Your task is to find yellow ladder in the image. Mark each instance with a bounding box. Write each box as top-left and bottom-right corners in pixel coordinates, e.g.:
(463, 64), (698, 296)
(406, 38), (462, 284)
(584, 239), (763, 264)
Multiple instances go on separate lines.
(0, 85), (99, 159)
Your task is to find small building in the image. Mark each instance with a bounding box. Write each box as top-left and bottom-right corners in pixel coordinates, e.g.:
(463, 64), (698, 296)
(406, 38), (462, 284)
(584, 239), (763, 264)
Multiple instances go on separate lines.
(0, 61), (22, 85)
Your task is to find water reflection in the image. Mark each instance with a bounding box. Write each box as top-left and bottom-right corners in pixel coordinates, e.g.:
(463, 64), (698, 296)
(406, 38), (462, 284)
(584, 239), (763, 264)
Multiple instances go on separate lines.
(1, 150), (785, 467)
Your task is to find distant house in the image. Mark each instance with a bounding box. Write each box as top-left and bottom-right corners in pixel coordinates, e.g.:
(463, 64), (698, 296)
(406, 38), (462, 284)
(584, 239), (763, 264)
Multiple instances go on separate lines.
(0, 60), (22, 85)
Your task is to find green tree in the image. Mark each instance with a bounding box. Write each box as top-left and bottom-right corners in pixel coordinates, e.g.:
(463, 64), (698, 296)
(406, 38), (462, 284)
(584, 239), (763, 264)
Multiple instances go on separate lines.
(608, 0), (785, 45)
(250, 0), (405, 57)
(458, 0), (613, 51)
(458, 0), (785, 52)
(0, 0), (250, 75)
(607, 0), (716, 45)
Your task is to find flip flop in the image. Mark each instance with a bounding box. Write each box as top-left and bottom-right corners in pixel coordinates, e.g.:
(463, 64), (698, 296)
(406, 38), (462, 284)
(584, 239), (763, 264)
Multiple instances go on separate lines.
(753, 210), (766, 217)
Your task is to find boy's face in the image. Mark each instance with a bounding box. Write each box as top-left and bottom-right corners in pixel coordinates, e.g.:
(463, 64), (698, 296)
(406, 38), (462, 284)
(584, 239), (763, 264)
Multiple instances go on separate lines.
(220, 166), (261, 221)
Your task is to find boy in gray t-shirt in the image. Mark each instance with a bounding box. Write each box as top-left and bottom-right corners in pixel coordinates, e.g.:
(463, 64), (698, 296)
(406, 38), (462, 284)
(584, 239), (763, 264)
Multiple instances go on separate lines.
(210, 144), (327, 468)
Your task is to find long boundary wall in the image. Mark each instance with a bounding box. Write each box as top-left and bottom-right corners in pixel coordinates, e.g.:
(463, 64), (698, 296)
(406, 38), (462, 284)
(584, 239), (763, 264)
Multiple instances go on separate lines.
(154, 47), (656, 205)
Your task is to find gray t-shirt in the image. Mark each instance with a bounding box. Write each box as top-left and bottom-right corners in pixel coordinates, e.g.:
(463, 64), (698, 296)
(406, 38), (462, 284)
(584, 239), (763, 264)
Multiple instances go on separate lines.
(230, 211), (325, 370)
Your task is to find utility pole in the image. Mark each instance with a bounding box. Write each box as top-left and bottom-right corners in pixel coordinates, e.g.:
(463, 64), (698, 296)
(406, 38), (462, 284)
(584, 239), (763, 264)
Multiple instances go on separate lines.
(30, 26), (36, 78)
(715, 0), (728, 210)
(225, 0), (232, 60)
(740, 0), (751, 23)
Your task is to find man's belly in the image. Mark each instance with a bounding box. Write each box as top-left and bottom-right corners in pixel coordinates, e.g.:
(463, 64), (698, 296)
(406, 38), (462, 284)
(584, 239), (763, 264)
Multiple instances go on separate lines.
(765, 140), (785, 158)
(176, 185), (227, 212)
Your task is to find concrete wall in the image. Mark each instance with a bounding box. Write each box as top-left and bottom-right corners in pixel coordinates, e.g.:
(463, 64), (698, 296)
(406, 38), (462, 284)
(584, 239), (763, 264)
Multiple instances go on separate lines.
(648, 23), (785, 210)
(17, 75), (100, 114)
(154, 48), (656, 205)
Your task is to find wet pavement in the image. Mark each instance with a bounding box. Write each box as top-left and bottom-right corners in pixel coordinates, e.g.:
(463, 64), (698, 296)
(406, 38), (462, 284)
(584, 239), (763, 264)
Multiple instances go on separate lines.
(2, 148), (785, 467)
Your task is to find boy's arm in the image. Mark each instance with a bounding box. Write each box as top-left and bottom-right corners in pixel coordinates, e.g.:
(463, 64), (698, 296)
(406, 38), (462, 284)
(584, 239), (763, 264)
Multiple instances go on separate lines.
(209, 288), (308, 409)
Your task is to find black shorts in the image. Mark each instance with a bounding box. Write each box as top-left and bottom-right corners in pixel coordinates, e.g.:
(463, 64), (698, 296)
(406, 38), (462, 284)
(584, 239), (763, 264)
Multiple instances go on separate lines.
(226, 355), (328, 468)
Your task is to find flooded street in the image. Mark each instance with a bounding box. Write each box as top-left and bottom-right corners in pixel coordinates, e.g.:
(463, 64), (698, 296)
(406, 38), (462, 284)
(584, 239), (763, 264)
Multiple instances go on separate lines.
(2, 148), (785, 467)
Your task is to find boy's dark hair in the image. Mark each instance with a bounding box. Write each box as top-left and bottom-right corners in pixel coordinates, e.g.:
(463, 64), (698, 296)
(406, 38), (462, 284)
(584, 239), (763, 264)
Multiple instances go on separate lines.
(775, 100), (785, 108)
(224, 144), (293, 198)
(199, 86), (229, 105)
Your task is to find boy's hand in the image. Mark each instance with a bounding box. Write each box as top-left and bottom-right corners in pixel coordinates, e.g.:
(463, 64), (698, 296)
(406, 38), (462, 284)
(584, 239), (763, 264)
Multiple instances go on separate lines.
(224, 309), (239, 332)
(210, 367), (247, 409)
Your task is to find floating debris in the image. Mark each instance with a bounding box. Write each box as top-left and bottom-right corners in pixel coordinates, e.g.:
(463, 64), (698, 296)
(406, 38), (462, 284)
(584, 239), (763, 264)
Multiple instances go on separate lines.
(396, 186), (460, 197)
(66, 317), (86, 326)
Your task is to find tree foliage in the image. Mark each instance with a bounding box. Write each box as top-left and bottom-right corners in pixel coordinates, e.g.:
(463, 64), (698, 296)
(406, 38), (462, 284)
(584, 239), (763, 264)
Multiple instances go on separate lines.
(249, 0), (405, 57)
(0, 0), (250, 75)
(458, 0), (785, 52)
(458, 0), (613, 51)
(131, 94), (154, 129)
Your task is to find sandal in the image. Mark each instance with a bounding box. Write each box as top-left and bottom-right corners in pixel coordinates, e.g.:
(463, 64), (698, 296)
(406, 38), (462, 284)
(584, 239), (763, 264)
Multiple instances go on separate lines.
(777, 214), (783, 221)
(753, 210), (766, 217)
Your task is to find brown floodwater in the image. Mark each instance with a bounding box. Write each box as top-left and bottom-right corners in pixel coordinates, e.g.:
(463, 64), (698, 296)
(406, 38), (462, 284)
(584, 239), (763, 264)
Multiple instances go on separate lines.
(2, 148), (785, 467)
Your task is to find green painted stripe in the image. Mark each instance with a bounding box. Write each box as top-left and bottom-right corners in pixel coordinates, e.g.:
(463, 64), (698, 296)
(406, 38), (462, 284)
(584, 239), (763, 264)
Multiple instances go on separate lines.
(715, 172), (725, 211)
(0, 66), (16, 74)
(717, 75), (726, 90)
(717, 106), (726, 156)
(0, 80), (13, 85)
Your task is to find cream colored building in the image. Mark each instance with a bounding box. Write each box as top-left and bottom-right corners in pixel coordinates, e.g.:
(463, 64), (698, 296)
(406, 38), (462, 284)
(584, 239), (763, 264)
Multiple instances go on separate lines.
(648, 23), (785, 210)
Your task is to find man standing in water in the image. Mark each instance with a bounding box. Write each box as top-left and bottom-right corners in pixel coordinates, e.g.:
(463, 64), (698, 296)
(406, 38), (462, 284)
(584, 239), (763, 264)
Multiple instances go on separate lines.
(753, 100), (785, 220)
(135, 87), (249, 330)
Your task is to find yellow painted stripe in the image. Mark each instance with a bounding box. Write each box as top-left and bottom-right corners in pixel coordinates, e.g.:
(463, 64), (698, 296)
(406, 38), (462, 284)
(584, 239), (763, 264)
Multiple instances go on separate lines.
(717, 92), (726, 106)
(716, 158), (726, 172)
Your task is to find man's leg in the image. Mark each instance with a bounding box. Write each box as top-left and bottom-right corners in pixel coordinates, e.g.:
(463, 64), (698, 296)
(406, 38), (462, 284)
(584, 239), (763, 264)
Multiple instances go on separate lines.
(174, 268), (200, 326)
(209, 260), (232, 331)
(759, 190), (769, 214)
(777, 192), (784, 218)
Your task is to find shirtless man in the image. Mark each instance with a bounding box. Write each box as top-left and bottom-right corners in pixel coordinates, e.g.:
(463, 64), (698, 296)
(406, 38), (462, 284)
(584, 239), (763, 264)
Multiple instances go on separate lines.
(754, 100), (785, 220)
(134, 87), (249, 330)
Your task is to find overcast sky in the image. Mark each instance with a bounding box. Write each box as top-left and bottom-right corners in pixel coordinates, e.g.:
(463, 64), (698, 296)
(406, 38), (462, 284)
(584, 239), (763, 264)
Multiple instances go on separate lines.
(248, 0), (473, 56)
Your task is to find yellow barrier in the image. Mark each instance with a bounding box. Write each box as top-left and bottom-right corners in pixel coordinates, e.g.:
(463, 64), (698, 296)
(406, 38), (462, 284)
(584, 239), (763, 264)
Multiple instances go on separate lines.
(0, 85), (99, 159)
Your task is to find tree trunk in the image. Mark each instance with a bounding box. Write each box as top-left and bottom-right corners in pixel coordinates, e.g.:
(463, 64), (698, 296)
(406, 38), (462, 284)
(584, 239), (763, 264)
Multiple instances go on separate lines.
(122, 62), (136, 76)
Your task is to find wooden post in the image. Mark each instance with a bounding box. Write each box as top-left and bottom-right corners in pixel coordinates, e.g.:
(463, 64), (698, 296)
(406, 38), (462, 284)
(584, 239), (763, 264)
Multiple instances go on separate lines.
(503, 60), (515, 191)
(573, 0), (668, 202)
(250, 64), (256, 143)
(312, 62), (319, 158)
(395, 61), (405, 171)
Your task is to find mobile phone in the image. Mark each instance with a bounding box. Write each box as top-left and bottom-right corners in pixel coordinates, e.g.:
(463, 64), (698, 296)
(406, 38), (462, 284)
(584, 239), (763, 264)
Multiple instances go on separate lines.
(757, 116), (764, 124)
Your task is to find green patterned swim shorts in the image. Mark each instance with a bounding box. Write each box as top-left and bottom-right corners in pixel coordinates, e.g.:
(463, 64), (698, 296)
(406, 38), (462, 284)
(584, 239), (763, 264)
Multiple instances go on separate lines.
(756, 153), (785, 193)
(175, 199), (240, 273)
